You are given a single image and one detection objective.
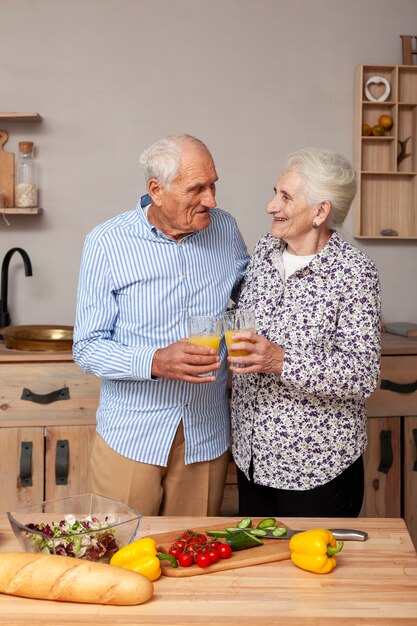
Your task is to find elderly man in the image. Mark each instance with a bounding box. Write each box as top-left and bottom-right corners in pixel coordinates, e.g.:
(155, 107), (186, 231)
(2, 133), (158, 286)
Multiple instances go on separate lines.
(73, 134), (249, 516)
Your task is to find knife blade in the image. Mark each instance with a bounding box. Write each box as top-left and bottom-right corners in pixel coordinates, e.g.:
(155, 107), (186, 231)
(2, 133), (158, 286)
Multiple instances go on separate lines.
(228, 528), (368, 541)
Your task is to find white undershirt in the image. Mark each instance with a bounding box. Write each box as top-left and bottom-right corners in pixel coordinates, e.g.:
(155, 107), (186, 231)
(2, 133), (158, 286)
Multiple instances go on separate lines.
(282, 248), (316, 282)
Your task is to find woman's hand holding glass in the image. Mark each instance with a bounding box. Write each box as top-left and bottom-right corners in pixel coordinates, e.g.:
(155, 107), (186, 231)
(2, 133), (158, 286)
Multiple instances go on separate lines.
(224, 310), (284, 375)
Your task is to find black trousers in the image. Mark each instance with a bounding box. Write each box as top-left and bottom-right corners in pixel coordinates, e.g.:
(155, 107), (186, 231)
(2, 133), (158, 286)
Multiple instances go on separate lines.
(237, 456), (364, 518)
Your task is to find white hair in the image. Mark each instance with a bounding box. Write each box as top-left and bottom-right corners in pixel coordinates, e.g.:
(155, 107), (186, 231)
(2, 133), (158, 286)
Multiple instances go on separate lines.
(139, 134), (210, 190)
(286, 147), (357, 227)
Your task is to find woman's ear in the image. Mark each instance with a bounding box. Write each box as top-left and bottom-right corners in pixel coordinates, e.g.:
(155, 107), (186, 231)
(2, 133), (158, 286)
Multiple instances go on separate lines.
(314, 200), (332, 226)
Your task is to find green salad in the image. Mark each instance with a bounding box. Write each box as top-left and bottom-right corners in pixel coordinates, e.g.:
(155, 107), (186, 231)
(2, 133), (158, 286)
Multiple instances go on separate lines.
(26, 514), (119, 561)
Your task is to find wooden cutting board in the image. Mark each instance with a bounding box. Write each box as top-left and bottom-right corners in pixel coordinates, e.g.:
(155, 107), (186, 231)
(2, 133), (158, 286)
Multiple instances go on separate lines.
(0, 130), (14, 207)
(154, 519), (291, 577)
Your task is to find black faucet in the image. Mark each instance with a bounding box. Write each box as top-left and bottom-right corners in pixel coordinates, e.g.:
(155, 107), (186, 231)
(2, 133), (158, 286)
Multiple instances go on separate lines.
(0, 248), (33, 328)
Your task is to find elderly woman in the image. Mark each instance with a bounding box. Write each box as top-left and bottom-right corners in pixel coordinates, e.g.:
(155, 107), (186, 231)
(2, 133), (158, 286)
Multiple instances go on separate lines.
(228, 147), (381, 517)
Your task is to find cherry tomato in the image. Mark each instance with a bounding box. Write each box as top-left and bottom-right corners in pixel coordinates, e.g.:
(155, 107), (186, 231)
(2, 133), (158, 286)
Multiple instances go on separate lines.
(196, 552), (212, 568)
(183, 546), (198, 562)
(208, 548), (219, 564)
(178, 552), (194, 567)
(180, 531), (194, 541)
(218, 543), (232, 559)
(169, 546), (182, 558)
(174, 540), (186, 551)
(209, 541), (220, 550)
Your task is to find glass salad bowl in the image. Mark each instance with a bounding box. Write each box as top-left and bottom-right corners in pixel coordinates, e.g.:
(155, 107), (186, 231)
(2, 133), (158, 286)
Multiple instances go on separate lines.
(7, 493), (141, 563)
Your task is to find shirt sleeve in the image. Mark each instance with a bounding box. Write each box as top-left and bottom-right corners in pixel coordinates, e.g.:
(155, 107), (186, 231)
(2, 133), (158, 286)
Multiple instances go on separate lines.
(72, 235), (157, 381)
(230, 224), (250, 303)
(281, 261), (382, 400)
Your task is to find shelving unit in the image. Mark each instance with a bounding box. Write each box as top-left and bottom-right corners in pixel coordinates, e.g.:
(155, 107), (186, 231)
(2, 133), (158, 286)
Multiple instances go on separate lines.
(354, 65), (417, 239)
(0, 112), (42, 215)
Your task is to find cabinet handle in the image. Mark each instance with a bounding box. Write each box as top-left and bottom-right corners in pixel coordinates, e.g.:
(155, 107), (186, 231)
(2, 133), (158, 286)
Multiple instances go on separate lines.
(20, 441), (33, 487)
(55, 439), (69, 485)
(380, 379), (417, 394)
(413, 430), (417, 472)
(378, 430), (393, 474)
(21, 386), (70, 404)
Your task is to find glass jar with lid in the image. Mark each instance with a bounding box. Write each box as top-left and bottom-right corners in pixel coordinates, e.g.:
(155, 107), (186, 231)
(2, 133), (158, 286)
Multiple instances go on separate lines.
(15, 141), (38, 208)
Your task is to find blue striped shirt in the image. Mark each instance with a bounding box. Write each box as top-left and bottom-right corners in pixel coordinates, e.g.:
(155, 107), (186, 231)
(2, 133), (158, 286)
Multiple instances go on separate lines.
(73, 196), (249, 466)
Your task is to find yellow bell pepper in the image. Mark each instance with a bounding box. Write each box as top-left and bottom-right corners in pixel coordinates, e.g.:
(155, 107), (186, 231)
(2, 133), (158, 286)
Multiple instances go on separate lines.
(110, 536), (178, 581)
(289, 529), (344, 574)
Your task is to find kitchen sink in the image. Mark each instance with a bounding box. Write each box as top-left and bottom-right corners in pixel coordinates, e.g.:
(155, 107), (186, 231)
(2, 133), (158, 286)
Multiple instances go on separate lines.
(1, 325), (73, 351)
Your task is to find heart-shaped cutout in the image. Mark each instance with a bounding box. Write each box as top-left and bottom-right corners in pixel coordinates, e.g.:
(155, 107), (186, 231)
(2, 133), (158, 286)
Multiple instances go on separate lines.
(364, 76), (391, 102)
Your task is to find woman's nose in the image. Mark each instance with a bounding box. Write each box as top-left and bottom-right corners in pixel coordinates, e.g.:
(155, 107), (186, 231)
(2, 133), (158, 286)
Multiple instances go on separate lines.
(266, 198), (278, 214)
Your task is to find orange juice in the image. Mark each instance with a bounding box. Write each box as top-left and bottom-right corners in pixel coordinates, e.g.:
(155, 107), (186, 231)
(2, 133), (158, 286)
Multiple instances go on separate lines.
(224, 329), (251, 357)
(188, 334), (221, 354)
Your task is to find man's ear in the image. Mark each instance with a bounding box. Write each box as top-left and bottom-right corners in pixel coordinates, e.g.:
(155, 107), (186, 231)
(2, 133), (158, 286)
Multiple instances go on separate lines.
(314, 200), (332, 226)
(148, 179), (163, 207)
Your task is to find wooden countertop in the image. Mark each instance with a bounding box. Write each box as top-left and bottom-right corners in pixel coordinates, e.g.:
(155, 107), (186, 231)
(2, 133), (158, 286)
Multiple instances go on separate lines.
(380, 332), (417, 355)
(0, 342), (73, 362)
(0, 515), (416, 625)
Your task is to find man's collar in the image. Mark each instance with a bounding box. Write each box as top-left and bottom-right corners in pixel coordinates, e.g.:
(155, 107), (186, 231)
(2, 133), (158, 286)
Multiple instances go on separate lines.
(140, 193), (151, 208)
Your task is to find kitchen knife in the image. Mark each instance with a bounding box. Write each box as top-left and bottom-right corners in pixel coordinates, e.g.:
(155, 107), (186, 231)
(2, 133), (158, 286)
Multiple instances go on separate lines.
(229, 528), (368, 541)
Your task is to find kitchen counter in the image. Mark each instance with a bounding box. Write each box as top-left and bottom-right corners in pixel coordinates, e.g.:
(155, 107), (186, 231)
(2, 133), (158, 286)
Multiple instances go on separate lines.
(379, 331), (417, 355)
(0, 515), (416, 625)
(0, 341), (73, 362)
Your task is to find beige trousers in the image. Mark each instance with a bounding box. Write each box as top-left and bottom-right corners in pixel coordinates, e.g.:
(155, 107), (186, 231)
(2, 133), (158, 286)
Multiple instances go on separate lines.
(90, 421), (229, 516)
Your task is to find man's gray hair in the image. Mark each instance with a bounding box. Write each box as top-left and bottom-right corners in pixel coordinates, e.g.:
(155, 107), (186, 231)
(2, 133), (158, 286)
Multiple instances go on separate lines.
(286, 147), (357, 228)
(139, 134), (209, 190)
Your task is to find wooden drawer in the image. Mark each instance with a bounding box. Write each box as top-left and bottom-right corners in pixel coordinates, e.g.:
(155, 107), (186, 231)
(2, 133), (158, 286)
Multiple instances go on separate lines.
(0, 362), (100, 426)
(367, 355), (417, 417)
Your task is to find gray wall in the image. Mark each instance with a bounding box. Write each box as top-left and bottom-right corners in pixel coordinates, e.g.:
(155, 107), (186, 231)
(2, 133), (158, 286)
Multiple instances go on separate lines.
(1, 0), (416, 326)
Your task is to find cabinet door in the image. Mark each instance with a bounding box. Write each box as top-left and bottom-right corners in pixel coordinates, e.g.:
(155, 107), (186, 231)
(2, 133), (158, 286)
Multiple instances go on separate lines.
(44, 425), (96, 500)
(404, 416), (417, 550)
(0, 427), (44, 510)
(361, 417), (401, 517)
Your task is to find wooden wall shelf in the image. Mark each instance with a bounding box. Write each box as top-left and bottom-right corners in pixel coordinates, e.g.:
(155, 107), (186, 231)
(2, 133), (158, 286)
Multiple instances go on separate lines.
(1, 208), (43, 214)
(354, 64), (417, 239)
(0, 112), (42, 121)
(0, 112), (43, 216)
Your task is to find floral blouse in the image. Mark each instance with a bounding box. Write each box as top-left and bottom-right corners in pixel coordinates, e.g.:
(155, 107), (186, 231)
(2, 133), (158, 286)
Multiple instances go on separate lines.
(231, 230), (381, 490)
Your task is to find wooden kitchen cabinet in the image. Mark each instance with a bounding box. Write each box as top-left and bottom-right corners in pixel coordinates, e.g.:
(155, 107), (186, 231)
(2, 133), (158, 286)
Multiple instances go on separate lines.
(361, 416), (401, 518)
(361, 334), (417, 549)
(0, 349), (100, 510)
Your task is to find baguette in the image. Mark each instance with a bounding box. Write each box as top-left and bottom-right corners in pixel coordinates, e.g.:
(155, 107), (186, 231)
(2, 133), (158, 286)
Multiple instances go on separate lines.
(0, 552), (153, 605)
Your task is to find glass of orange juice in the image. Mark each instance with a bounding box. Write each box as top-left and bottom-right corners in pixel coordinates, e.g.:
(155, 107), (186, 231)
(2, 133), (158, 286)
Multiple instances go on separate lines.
(188, 316), (222, 353)
(223, 310), (256, 358)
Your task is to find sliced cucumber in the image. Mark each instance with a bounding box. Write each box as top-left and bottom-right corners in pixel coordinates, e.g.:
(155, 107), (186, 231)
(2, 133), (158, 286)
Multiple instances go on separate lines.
(264, 526), (278, 531)
(271, 526), (288, 537)
(256, 517), (276, 529)
(237, 517), (253, 529)
(248, 528), (267, 537)
(226, 530), (264, 551)
(206, 530), (228, 538)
